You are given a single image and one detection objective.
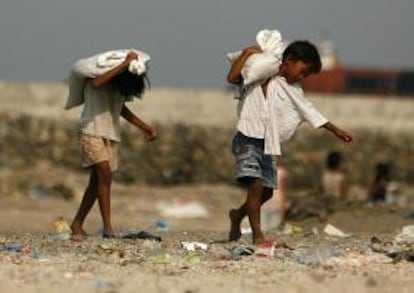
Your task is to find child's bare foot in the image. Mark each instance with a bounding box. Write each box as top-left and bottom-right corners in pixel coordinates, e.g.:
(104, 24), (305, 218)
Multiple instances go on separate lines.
(70, 223), (87, 236)
(229, 209), (243, 241)
(102, 228), (116, 239)
(253, 233), (278, 246)
(252, 232), (272, 246)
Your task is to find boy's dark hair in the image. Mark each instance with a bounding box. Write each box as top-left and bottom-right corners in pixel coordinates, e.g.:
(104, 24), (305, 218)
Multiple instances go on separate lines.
(112, 70), (150, 98)
(326, 151), (343, 170)
(282, 41), (322, 74)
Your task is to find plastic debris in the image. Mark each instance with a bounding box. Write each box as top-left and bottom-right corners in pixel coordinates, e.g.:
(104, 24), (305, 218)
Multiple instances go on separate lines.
(49, 217), (72, 240)
(395, 225), (414, 245)
(181, 241), (208, 251)
(295, 245), (339, 266)
(229, 246), (255, 257)
(283, 223), (303, 234)
(323, 224), (351, 238)
(52, 218), (72, 234)
(181, 252), (201, 265)
(122, 231), (162, 242)
(255, 241), (276, 258)
(30, 185), (49, 199)
(152, 253), (172, 265)
(155, 220), (171, 232)
(3, 244), (22, 253)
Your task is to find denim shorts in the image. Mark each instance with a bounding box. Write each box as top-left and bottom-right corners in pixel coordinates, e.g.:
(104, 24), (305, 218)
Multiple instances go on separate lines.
(231, 132), (276, 189)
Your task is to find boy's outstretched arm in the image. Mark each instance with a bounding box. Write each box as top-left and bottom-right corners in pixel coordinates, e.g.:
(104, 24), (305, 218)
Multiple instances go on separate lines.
(121, 105), (157, 141)
(91, 52), (138, 89)
(322, 122), (353, 144)
(227, 46), (262, 84)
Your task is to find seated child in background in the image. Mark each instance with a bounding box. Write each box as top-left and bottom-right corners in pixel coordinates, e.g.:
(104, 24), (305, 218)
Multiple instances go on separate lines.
(367, 162), (392, 203)
(321, 151), (348, 199)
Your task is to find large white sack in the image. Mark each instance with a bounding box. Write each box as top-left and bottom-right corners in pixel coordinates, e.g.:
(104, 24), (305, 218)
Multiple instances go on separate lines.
(66, 49), (151, 110)
(227, 29), (284, 86)
(227, 51), (281, 86)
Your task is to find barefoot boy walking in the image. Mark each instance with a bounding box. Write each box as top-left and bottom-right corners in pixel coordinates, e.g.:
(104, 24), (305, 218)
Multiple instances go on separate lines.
(227, 41), (353, 245)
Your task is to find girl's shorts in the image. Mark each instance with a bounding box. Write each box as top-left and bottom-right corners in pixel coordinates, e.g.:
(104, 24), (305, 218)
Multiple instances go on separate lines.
(78, 133), (119, 171)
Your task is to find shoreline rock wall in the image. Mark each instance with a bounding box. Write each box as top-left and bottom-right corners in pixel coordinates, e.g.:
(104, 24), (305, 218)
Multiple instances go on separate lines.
(1, 114), (412, 188)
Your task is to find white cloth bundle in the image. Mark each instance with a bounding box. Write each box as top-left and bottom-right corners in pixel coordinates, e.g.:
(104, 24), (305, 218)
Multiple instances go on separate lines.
(227, 29), (285, 86)
(65, 49), (151, 110)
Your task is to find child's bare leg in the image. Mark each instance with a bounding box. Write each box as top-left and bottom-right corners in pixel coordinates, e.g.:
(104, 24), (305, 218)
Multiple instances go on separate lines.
(229, 207), (245, 241)
(246, 179), (266, 244)
(71, 169), (98, 235)
(95, 161), (114, 237)
(261, 187), (273, 205)
(229, 184), (274, 242)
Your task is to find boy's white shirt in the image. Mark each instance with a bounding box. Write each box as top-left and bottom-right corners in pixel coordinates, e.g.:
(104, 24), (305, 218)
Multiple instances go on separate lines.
(236, 76), (328, 155)
(79, 81), (129, 142)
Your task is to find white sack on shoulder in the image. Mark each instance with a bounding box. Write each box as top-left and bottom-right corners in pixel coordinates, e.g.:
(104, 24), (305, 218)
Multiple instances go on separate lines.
(226, 29), (284, 86)
(96, 49), (150, 76)
(256, 29), (284, 55)
(66, 49), (151, 110)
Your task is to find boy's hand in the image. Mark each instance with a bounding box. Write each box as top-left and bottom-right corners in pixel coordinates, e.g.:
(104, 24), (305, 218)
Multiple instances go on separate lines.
(335, 129), (353, 144)
(143, 126), (157, 141)
(323, 122), (353, 144)
(243, 46), (262, 55)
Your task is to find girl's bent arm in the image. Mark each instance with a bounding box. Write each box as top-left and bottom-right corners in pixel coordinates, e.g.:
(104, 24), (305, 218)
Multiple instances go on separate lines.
(121, 105), (157, 141)
(91, 52), (138, 89)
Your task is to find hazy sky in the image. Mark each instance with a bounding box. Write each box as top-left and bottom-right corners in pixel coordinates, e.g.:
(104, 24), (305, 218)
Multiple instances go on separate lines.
(1, 0), (413, 88)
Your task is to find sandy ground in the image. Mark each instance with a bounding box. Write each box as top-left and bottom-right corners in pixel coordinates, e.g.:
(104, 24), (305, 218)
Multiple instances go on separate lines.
(1, 165), (414, 293)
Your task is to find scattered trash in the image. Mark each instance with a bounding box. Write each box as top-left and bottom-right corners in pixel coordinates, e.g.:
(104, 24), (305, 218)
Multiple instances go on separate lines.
(30, 185), (49, 199)
(295, 244), (339, 266)
(155, 220), (171, 232)
(152, 253), (172, 265)
(255, 241), (275, 259)
(323, 224), (351, 238)
(156, 201), (209, 218)
(395, 225), (414, 245)
(181, 241), (208, 252)
(122, 231), (162, 242)
(229, 245), (255, 259)
(180, 252), (201, 265)
(3, 244), (22, 253)
(283, 223), (303, 235)
(370, 235), (414, 263)
(52, 217), (72, 234)
(49, 217), (72, 240)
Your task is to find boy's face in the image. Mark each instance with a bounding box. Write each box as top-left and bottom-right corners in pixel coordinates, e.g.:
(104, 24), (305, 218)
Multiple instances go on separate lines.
(281, 59), (313, 84)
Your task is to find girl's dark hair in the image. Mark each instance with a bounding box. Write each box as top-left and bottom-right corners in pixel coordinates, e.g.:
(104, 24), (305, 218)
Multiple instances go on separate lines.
(282, 41), (322, 74)
(326, 151), (343, 169)
(112, 70), (150, 98)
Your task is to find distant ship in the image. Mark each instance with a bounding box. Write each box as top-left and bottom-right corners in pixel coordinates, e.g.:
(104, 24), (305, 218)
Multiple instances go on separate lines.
(301, 41), (414, 96)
